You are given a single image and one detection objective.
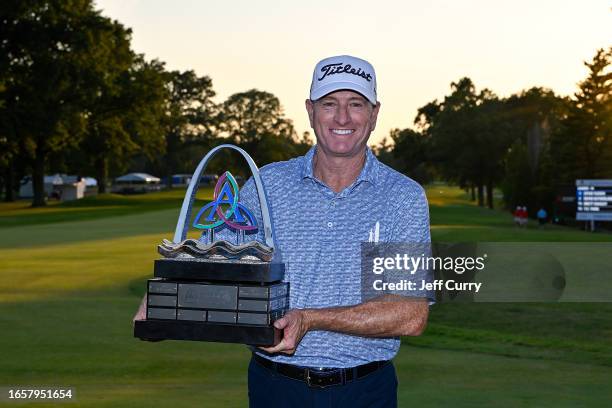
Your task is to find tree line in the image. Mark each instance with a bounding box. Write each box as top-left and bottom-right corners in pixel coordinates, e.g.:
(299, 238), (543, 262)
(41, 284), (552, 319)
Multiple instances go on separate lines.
(2, 1), (610, 215)
(376, 47), (612, 216)
(0, 0), (310, 206)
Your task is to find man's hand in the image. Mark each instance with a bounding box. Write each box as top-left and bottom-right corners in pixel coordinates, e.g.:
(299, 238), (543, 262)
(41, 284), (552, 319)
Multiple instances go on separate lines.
(132, 294), (147, 325)
(259, 309), (310, 355)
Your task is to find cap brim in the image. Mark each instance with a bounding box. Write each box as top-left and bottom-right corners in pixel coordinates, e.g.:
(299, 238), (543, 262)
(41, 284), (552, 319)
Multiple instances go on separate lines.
(310, 81), (376, 105)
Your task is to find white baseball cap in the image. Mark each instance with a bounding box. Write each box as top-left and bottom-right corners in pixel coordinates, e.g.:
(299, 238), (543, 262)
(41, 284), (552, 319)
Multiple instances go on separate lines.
(309, 55), (377, 105)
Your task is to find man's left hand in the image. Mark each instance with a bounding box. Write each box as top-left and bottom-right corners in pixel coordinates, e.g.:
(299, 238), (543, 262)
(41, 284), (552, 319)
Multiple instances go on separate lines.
(259, 309), (309, 355)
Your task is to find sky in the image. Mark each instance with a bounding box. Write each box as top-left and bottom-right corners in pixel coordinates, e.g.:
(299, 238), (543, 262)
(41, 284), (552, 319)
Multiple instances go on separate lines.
(95, 0), (612, 146)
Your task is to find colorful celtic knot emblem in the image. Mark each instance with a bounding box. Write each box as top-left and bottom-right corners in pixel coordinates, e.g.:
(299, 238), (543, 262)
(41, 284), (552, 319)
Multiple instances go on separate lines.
(193, 171), (257, 231)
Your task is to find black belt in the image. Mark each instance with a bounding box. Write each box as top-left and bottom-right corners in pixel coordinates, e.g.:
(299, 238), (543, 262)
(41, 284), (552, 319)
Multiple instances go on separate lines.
(252, 353), (390, 388)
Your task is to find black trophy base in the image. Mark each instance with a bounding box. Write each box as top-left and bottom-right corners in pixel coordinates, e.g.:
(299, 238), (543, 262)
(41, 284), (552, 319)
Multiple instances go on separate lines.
(133, 278), (289, 346)
(134, 319), (281, 346)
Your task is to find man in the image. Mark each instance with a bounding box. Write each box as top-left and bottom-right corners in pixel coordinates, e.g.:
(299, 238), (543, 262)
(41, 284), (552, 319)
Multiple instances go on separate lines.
(134, 55), (433, 407)
(513, 206), (521, 227)
(537, 207), (548, 227)
(243, 55), (433, 407)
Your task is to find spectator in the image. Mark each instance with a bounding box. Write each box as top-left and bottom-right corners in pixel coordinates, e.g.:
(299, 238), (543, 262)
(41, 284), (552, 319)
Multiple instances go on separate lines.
(519, 206), (528, 227)
(537, 207), (548, 227)
(513, 206), (522, 227)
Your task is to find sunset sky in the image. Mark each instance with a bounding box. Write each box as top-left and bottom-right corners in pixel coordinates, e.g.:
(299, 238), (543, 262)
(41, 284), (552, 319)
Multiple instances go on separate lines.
(95, 0), (612, 145)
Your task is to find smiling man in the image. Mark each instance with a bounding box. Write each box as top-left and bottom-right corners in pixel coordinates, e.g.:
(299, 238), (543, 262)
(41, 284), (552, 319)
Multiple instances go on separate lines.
(242, 55), (434, 407)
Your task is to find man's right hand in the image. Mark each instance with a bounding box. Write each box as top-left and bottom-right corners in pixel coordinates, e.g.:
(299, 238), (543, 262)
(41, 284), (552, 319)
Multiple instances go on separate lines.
(259, 309), (310, 355)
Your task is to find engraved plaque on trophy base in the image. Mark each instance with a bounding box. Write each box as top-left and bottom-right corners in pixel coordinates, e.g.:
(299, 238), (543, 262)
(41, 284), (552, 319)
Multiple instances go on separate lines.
(134, 270), (289, 345)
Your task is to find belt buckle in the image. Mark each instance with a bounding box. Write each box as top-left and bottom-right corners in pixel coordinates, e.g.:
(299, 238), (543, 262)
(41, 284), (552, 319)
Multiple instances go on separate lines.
(304, 368), (313, 387)
(305, 368), (339, 389)
(305, 368), (328, 388)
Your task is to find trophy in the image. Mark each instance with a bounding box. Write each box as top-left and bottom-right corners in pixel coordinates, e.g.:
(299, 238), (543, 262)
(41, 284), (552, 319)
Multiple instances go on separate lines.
(134, 144), (287, 346)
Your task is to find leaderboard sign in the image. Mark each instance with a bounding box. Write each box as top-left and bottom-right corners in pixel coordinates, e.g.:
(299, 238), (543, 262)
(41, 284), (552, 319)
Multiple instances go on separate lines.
(576, 179), (612, 221)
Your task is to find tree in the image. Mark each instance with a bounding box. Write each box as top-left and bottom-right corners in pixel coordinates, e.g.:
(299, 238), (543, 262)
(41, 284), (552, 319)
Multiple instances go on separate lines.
(375, 128), (432, 185)
(414, 79), (479, 193)
(80, 56), (168, 192)
(551, 47), (612, 182)
(220, 89), (304, 170)
(500, 87), (569, 212)
(0, 0), (139, 205)
(76, 20), (134, 193)
(0, 77), (19, 201)
(161, 70), (218, 187)
(415, 78), (512, 208)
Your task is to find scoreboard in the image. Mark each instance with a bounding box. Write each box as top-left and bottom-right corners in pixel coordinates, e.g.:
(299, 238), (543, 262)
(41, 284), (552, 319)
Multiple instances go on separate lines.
(576, 179), (612, 221)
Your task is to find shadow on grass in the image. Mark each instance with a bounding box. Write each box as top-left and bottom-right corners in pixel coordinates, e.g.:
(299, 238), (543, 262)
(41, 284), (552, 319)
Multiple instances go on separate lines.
(1, 292), (611, 407)
(0, 188), (214, 228)
(406, 302), (612, 367)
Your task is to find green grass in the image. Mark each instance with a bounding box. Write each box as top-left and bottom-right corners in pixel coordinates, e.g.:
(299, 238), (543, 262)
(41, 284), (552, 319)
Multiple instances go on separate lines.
(0, 185), (611, 407)
(427, 185), (609, 241)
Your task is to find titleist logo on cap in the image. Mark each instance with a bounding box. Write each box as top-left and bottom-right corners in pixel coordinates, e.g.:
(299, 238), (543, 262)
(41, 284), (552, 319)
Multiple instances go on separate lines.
(310, 55), (377, 104)
(318, 63), (373, 82)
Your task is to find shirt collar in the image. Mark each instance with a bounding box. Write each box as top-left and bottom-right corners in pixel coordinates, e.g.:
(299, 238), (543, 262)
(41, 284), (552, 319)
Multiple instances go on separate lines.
(300, 145), (380, 186)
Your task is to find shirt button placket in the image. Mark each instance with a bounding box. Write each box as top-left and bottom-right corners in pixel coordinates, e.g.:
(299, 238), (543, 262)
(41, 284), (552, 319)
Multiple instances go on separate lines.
(327, 199), (336, 229)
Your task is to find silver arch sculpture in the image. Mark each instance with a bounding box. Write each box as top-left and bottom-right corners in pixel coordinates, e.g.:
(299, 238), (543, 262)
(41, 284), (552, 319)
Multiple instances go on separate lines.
(172, 144), (275, 251)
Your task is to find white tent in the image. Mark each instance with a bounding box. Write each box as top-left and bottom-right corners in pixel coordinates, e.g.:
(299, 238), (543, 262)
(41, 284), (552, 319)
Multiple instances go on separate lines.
(83, 177), (97, 187)
(115, 173), (161, 184)
(18, 174), (87, 200)
(113, 173), (161, 194)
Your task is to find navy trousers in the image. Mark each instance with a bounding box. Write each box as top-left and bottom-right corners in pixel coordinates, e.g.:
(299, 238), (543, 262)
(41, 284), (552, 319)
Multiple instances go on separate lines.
(248, 357), (398, 408)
